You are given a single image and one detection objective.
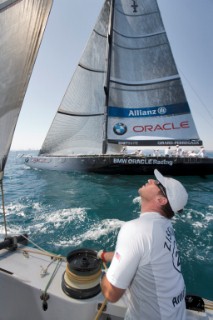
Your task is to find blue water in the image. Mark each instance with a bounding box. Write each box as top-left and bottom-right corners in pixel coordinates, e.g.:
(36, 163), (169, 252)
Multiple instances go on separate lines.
(1, 151), (213, 300)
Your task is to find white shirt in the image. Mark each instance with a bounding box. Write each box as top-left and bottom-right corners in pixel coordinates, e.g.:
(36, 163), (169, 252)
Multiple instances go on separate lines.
(106, 212), (186, 320)
(165, 147), (172, 156)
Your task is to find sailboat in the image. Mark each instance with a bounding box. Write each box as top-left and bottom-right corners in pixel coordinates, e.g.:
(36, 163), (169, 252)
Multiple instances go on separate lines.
(1, 1), (213, 319)
(22, 0), (213, 176)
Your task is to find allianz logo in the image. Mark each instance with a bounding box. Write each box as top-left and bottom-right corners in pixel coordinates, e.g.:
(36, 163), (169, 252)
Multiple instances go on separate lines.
(128, 107), (167, 117)
(157, 106), (167, 115)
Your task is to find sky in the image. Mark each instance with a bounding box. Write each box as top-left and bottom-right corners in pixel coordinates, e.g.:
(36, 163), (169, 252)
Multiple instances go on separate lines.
(11, 0), (213, 150)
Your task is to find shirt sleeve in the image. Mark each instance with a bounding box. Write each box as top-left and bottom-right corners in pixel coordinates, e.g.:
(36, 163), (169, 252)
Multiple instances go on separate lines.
(106, 220), (143, 289)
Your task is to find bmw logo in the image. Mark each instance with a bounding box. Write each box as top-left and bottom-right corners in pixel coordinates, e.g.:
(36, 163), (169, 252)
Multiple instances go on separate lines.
(158, 106), (167, 115)
(113, 123), (127, 135)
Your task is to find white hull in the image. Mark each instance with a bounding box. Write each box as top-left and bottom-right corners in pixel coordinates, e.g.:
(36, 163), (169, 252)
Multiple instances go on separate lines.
(0, 245), (212, 320)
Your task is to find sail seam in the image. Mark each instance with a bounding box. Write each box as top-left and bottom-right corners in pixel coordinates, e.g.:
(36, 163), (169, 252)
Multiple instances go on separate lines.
(114, 7), (159, 18)
(110, 82), (181, 92)
(113, 29), (165, 39)
(110, 75), (180, 87)
(113, 41), (168, 51)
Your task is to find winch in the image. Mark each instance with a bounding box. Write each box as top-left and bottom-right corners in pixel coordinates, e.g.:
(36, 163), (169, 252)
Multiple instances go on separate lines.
(62, 248), (102, 299)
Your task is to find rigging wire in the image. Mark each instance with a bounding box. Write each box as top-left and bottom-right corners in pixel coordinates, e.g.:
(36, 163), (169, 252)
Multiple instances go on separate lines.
(179, 68), (213, 127)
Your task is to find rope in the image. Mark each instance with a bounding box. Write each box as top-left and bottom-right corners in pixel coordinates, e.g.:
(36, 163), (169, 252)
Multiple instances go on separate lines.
(19, 247), (66, 261)
(204, 299), (213, 310)
(43, 258), (62, 293)
(93, 261), (108, 320)
(94, 298), (108, 320)
(65, 265), (101, 284)
(19, 234), (66, 261)
(41, 258), (62, 311)
(0, 179), (8, 237)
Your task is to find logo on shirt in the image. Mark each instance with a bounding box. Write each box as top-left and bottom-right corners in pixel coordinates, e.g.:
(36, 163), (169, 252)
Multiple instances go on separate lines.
(164, 226), (181, 273)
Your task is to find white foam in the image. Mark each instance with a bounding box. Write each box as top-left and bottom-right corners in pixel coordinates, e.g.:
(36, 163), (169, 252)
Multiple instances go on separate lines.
(133, 196), (141, 205)
(204, 212), (213, 223)
(192, 221), (203, 228)
(82, 219), (124, 241)
(45, 207), (87, 228)
(54, 218), (124, 248)
(1, 202), (27, 217)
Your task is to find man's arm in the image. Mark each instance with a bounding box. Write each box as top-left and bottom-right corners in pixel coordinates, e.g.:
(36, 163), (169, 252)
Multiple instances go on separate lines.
(101, 274), (125, 303)
(97, 250), (114, 263)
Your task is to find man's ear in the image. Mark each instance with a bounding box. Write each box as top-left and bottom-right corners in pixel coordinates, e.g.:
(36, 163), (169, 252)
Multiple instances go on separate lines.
(157, 195), (168, 206)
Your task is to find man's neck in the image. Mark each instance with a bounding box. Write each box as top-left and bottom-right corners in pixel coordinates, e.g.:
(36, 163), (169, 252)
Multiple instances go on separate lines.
(141, 200), (164, 216)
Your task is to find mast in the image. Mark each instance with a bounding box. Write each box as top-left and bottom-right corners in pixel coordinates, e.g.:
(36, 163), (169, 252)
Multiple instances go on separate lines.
(102, 0), (115, 154)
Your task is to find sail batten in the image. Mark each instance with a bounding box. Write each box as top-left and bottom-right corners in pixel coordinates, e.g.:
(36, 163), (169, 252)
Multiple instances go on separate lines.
(58, 110), (104, 117)
(110, 74), (180, 86)
(79, 64), (105, 73)
(114, 29), (165, 39)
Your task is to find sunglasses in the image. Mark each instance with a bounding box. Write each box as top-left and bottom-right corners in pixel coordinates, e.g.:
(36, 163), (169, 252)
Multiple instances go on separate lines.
(154, 180), (167, 197)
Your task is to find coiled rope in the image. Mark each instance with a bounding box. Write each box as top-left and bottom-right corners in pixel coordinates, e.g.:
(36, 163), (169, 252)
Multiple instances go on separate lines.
(204, 299), (213, 311)
(65, 264), (101, 285)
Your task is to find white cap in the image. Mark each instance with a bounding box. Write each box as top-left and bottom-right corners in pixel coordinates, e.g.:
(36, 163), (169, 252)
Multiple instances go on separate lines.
(154, 169), (188, 213)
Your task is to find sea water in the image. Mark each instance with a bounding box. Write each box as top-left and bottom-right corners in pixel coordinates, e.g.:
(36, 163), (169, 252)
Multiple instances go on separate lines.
(0, 151), (213, 300)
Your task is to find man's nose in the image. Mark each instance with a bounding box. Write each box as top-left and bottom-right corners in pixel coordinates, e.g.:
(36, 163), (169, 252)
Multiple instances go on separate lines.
(148, 179), (155, 184)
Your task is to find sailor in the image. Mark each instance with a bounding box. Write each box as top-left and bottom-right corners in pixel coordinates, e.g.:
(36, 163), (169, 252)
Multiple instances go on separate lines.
(135, 149), (141, 156)
(197, 146), (206, 158)
(98, 169), (188, 320)
(153, 149), (160, 157)
(176, 145), (182, 157)
(164, 146), (171, 157)
(188, 150), (196, 157)
(122, 147), (126, 154)
(137, 149), (144, 157)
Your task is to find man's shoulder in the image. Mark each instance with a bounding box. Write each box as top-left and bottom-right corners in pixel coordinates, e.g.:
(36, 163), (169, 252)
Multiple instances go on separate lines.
(121, 217), (142, 232)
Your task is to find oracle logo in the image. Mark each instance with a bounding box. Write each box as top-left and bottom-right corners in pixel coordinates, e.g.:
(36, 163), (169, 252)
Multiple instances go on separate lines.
(133, 121), (189, 132)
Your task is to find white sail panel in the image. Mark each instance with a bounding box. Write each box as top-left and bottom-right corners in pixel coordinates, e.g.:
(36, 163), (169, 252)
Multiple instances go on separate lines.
(0, 0), (52, 176)
(109, 80), (185, 108)
(40, 113), (105, 155)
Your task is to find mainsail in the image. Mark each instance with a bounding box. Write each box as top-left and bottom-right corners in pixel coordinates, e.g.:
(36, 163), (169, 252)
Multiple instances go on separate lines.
(106, 0), (201, 147)
(39, 0), (201, 158)
(0, 0), (53, 179)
